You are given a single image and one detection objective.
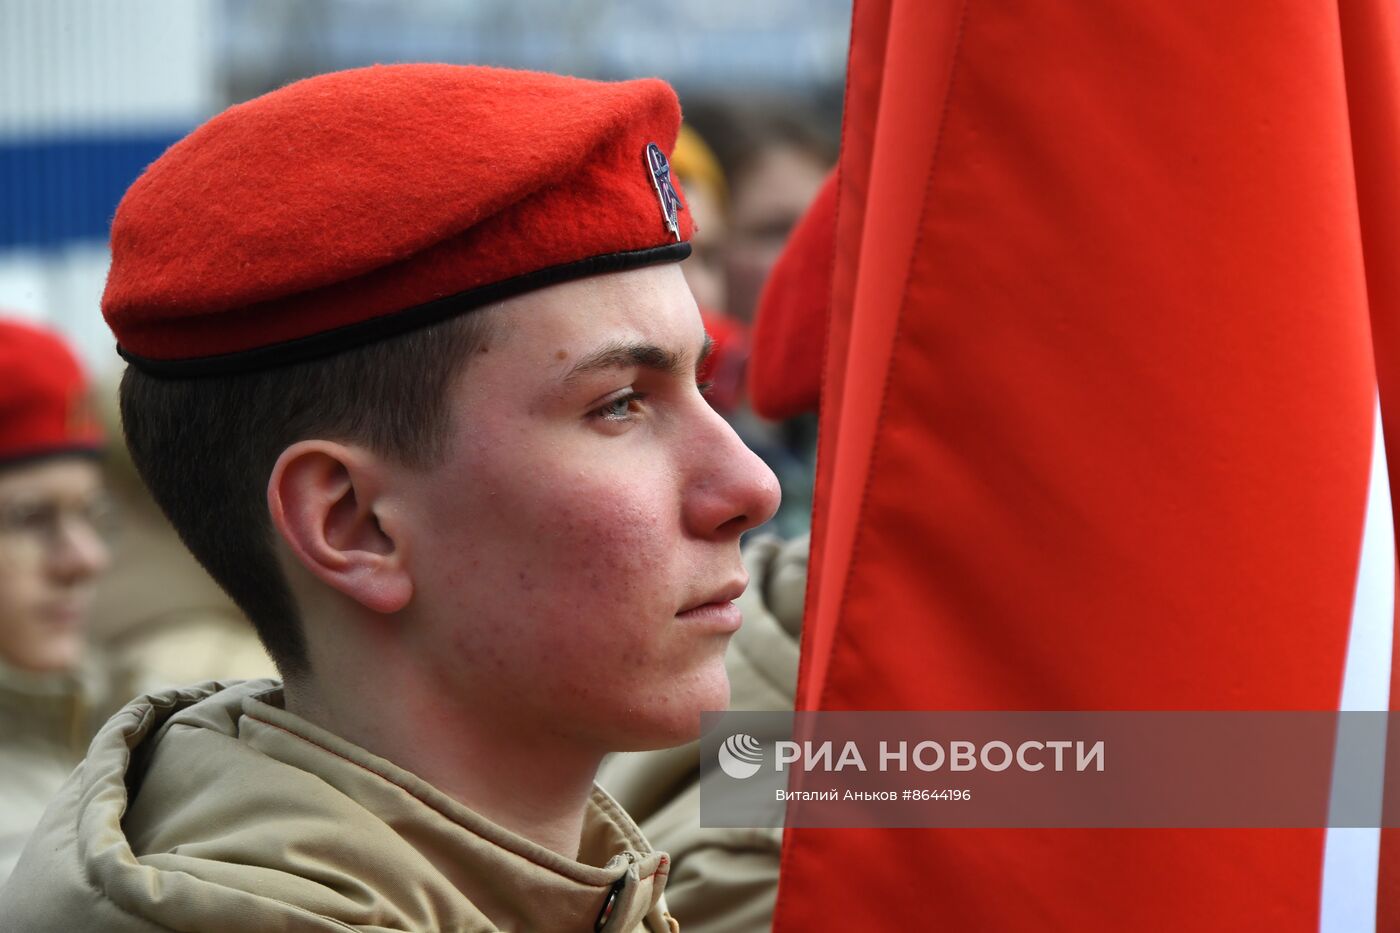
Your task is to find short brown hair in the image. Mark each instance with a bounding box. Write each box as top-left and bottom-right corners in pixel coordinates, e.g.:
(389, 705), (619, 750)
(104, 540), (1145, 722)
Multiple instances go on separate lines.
(119, 314), (495, 679)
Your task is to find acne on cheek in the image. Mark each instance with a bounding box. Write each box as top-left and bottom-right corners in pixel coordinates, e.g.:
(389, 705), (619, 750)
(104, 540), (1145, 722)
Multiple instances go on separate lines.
(539, 488), (664, 558)
(442, 597), (518, 681)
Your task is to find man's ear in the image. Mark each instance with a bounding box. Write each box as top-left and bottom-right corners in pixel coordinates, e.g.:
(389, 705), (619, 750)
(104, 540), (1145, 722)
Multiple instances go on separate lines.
(267, 440), (413, 615)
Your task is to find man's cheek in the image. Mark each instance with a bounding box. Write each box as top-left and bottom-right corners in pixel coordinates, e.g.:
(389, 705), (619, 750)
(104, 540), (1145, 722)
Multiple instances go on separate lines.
(549, 489), (669, 559)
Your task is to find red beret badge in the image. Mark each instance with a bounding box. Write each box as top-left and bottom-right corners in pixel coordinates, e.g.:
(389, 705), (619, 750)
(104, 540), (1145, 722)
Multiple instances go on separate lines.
(645, 142), (684, 242)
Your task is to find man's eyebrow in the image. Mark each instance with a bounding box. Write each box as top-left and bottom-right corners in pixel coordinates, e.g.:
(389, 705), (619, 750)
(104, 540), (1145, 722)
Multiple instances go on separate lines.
(562, 333), (715, 385)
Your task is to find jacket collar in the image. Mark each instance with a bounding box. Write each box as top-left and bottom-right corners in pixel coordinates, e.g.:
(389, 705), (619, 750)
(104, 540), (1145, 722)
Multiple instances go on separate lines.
(237, 688), (672, 930)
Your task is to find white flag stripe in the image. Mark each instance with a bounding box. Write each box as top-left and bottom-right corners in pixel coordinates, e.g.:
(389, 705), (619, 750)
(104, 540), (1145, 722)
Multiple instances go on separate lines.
(1320, 398), (1394, 933)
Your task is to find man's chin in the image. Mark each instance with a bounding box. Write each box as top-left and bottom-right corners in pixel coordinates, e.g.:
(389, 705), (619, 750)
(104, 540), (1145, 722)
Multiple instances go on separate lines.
(2, 632), (84, 674)
(610, 678), (732, 753)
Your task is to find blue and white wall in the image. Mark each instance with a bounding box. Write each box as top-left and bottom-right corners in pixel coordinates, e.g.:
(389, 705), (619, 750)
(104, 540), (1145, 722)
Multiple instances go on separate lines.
(0, 0), (216, 372)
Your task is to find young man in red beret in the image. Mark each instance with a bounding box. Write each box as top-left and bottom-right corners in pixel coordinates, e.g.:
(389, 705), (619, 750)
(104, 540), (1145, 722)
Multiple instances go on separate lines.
(0, 318), (112, 883)
(0, 65), (779, 932)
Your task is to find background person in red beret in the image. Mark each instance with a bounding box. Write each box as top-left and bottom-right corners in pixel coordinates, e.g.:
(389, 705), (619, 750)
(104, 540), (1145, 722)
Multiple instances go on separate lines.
(0, 64), (780, 933)
(0, 316), (114, 884)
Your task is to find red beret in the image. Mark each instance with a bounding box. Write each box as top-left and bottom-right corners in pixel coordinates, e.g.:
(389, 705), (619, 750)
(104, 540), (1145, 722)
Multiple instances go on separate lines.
(0, 318), (103, 464)
(103, 64), (694, 376)
(748, 168), (837, 420)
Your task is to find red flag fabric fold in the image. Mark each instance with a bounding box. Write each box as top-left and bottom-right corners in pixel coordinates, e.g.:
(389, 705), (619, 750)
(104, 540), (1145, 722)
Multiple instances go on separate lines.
(777, 1), (1398, 928)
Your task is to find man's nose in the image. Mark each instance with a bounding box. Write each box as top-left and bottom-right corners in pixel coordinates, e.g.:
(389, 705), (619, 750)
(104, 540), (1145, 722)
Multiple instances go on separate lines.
(46, 517), (110, 583)
(685, 408), (783, 539)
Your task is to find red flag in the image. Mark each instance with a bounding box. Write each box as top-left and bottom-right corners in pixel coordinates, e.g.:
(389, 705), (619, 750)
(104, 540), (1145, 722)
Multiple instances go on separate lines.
(778, 1), (1398, 929)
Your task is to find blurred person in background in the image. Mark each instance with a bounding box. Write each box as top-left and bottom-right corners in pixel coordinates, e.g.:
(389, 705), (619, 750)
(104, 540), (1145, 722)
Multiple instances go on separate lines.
(673, 124), (749, 417)
(0, 317), (115, 883)
(671, 124), (729, 320)
(688, 103), (836, 327)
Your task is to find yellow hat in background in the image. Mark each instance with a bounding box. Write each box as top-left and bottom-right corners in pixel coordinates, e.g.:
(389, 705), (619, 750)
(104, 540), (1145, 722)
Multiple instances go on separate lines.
(672, 123), (728, 210)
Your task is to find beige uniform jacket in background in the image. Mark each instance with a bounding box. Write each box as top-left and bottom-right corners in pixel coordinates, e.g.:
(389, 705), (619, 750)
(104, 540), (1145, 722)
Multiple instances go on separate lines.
(0, 654), (122, 884)
(0, 680), (678, 932)
(599, 533), (807, 933)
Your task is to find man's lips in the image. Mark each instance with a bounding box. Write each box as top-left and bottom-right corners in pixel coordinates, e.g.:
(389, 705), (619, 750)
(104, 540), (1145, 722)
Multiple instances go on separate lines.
(37, 602), (86, 627)
(676, 579), (748, 631)
(678, 578), (748, 615)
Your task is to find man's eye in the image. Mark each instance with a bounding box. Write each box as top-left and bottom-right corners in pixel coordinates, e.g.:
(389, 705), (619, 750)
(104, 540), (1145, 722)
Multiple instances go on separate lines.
(592, 391), (647, 422)
(0, 503), (51, 533)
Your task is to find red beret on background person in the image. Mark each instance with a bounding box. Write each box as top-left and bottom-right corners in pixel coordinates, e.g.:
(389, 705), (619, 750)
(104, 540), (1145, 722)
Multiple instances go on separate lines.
(747, 167), (837, 421)
(0, 318), (103, 466)
(0, 316), (115, 885)
(2, 63), (781, 933)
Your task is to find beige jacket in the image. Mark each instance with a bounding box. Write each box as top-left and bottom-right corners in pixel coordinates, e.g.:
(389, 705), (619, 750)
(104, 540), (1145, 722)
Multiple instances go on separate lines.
(0, 654), (121, 884)
(599, 534), (806, 933)
(0, 680), (678, 932)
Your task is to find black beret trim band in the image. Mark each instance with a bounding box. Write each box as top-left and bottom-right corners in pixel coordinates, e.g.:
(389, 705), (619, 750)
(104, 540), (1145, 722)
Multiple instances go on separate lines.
(0, 445), (105, 470)
(117, 241), (692, 378)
